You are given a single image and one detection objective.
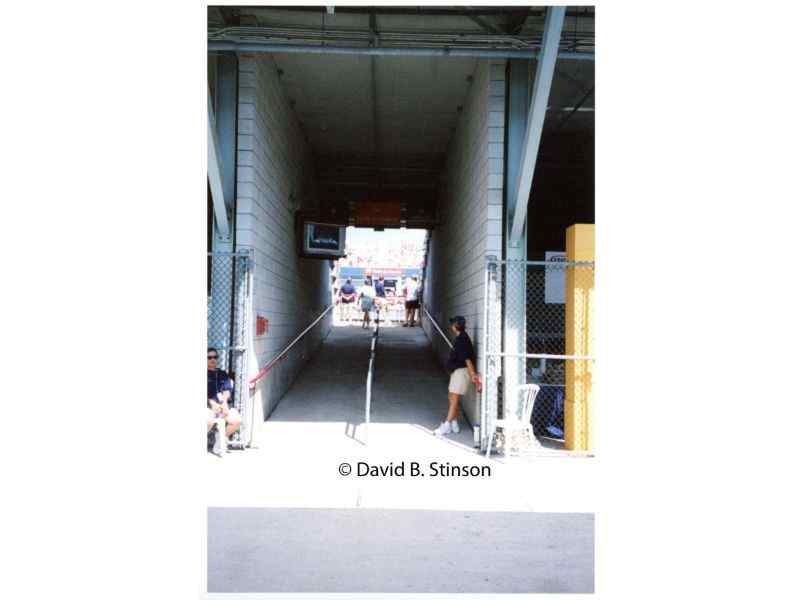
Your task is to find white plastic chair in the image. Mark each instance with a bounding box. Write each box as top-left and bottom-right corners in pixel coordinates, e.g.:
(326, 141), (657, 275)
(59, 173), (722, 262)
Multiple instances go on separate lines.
(486, 384), (541, 457)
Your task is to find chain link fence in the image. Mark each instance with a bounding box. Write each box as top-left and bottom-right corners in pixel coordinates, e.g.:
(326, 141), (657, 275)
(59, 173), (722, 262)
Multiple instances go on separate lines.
(482, 258), (595, 457)
(208, 249), (254, 447)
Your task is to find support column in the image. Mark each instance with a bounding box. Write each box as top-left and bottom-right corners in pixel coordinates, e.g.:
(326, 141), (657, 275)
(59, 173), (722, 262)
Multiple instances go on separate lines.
(503, 60), (530, 417)
(209, 56), (238, 369)
(502, 6), (565, 423)
(508, 6), (566, 242)
(217, 55), (238, 228)
(564, 224), (595, 451)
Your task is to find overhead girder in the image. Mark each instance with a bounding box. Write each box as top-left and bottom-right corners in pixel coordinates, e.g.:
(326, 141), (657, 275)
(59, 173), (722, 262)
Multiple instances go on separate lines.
(509, 7), (567, 244)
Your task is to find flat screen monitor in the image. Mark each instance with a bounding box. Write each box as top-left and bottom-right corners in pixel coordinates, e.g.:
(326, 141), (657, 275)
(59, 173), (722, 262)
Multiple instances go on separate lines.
(302, 222), (346, 258)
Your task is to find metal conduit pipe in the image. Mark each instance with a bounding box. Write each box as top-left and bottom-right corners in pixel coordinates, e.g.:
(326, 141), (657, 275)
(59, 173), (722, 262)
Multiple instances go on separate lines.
(208, 26), (595, 47)
(209, 25), (591, 46)
(208, 41), (594, 61)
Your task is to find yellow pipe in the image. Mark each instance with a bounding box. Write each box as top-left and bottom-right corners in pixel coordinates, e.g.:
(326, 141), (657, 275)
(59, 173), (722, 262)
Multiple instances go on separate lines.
(564, 224), (595, 451)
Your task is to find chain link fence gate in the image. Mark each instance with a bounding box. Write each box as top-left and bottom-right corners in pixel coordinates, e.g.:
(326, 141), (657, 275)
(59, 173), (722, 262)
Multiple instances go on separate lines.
(208, 249), (254, 448)
(482, 257), (595, 457)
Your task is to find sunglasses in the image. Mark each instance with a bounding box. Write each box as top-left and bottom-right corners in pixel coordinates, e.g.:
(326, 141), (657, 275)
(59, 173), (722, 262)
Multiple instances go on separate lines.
(207, 355), (219, 360)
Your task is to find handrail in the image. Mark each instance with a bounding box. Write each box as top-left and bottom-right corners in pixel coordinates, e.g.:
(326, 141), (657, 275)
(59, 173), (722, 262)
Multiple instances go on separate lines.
(421, 305), (453, 349)
(249, 304), (334, 390)
(364, 309), (380, 445)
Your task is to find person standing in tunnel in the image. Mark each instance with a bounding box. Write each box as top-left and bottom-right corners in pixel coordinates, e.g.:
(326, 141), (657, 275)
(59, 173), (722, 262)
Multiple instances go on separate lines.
(338, 277), (357, 322)
(403, 276), (420, 327)
(434, 316), (482, 436)
(374, 274), (386, 312)
(358, 277), (376, 329)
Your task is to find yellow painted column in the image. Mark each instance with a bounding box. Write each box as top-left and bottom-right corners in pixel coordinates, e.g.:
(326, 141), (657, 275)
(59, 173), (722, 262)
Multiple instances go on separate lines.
(564, 224), (595, 451)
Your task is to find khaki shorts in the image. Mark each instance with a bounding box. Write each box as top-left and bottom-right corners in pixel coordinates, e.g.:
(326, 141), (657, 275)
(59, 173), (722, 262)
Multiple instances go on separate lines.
(448, 367), (470, 395)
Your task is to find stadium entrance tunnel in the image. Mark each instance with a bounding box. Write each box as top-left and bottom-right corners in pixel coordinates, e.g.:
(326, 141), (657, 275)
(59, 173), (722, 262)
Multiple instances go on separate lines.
(206, 6), (595, 451)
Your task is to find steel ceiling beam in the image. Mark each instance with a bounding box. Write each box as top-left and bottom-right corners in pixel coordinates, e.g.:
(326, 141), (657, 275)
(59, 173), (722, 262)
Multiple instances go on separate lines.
(259, 7), (593, 18)
(207, 41), (593, 61)
(509, 7), (566, 244)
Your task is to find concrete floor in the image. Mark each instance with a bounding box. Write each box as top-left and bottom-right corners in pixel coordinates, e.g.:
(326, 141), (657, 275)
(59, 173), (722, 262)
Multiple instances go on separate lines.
(208, 507), (594, 594)
(206, 323), (596, 593)
(261, 321), (475, 445)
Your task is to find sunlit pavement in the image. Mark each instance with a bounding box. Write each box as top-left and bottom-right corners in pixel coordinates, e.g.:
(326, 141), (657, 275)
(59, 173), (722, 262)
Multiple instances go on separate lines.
(208, 507), (594, 594)
(206, 323), (597, 513)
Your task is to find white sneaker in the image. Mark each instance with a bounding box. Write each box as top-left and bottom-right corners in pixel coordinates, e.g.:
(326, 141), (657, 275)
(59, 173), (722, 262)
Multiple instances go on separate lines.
(449, 420), (460, 434)
(433, 421), (452, 436)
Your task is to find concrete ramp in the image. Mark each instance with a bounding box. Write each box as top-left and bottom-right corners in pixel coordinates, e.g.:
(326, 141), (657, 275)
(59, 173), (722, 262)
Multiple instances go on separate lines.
(265, 323), (474, 448)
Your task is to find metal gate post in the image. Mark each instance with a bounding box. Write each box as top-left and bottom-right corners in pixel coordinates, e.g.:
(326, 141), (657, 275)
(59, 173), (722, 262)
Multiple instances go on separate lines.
(483, 257), (502, 452)
(502, 257), (526, 422)
(208, 54), (239, 371)
(503, 59), (530, 421)
(480, 259), (491, 451)
(234, 249), (254, 447)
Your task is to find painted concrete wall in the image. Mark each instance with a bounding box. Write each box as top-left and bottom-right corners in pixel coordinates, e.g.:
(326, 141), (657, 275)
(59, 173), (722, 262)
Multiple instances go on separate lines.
(235, 53), (332, 419)
(422, 60), (506, 426)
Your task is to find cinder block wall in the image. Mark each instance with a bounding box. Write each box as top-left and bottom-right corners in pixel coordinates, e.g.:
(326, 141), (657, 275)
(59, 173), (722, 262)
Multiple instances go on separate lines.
(422, 60), (506, 426)
(235, 53), (332, 419)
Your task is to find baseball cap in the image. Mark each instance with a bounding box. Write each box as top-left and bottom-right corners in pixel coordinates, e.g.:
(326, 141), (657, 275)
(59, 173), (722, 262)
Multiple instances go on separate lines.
(449, 315), (466, 328)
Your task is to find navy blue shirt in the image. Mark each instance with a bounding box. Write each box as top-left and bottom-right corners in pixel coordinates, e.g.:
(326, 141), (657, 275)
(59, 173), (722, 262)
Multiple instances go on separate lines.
(340, 282), (356, 295)
(375, 280), (385, 297)
(446, 332), (476, 374)
(208, 368), (234, 402)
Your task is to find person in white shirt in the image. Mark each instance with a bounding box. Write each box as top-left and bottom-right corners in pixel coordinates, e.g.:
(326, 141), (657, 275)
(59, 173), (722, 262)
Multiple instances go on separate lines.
(358, 277), (376, 329)
(403, 276), (420, 327)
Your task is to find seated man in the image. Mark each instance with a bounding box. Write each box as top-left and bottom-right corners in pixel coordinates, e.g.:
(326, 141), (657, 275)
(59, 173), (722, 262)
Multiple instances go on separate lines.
(207, 347), (242, 443)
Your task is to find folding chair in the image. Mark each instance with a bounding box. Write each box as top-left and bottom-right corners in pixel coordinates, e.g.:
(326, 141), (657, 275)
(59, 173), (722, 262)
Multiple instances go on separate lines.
(485, 384), (541, 457)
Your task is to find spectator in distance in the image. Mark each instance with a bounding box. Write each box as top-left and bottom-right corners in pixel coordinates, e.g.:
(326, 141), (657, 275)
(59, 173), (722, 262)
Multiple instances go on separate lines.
(338, 277), (357, 322)
(374, 275), (386, 317)
(403, 276), (421, 327)
(207, 347), (242, 443)
(358, 277), (376, 329)
(434, 316), (482, 436)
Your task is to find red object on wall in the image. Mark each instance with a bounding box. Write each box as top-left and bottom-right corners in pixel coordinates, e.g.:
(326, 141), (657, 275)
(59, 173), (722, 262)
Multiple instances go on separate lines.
(256, 315), (269, 337)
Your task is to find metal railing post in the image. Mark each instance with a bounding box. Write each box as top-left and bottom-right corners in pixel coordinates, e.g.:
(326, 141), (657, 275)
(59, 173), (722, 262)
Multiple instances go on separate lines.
(365, 360), (372, 446)
(481, 258), (494, 452)
(364, 314), (380, 446)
